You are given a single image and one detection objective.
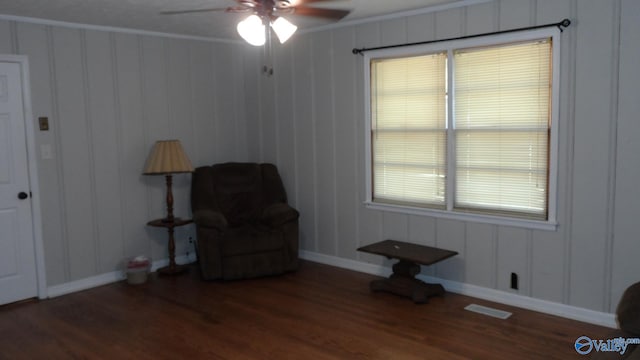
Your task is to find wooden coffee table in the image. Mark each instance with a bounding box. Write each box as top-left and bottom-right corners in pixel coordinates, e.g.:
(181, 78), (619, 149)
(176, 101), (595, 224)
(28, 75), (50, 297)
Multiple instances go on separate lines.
(357, 239), (458, 303)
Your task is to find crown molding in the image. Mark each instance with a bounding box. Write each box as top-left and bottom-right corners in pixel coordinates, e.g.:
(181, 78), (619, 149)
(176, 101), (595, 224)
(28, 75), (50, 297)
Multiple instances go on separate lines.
(2, 1), (493, 44)
(300, 0), (494, 35)
(0, 13), (242, 44)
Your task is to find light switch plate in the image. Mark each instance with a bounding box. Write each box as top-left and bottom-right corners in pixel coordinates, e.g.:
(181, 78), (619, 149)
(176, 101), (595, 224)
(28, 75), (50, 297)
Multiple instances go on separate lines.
(40, 144), (53, 159)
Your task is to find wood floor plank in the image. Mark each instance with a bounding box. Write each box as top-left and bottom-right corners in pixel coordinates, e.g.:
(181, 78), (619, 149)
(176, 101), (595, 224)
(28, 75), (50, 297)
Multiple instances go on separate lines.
(0, 261), (611, 359)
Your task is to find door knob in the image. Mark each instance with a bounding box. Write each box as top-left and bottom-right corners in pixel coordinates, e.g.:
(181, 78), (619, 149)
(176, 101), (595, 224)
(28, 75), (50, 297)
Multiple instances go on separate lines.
(17, 192), (28, 200)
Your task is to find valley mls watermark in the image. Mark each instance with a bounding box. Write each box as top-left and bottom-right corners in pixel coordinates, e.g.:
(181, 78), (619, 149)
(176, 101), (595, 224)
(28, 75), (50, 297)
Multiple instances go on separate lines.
(575, 335), (640, 355)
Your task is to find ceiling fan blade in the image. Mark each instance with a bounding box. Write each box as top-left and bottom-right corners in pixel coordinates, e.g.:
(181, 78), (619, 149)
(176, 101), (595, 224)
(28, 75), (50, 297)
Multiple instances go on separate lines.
(289, 0), (348, 4)
(159, 7), (229, 15)
(293, 6), (350, 20)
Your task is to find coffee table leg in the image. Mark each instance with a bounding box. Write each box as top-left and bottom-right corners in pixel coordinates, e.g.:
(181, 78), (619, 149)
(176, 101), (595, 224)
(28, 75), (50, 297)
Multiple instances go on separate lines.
(370, 260), (446, 303)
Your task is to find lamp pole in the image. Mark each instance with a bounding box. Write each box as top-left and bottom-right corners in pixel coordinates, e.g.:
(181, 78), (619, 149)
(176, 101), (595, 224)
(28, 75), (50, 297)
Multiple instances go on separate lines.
(164, 174), (174, 223)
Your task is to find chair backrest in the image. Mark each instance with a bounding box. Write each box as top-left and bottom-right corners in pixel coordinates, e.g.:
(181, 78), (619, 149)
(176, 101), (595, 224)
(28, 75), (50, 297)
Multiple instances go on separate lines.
(192, 162), (287, 226)
(617, 281), (640, 335)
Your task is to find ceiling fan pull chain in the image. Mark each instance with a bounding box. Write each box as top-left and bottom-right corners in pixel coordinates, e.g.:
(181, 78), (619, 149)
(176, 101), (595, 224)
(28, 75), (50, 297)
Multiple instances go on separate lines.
(262, 26), (275, 76)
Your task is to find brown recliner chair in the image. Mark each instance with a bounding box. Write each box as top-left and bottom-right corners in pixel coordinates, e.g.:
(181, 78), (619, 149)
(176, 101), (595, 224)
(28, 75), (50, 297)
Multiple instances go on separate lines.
(191, 162), (299, 280)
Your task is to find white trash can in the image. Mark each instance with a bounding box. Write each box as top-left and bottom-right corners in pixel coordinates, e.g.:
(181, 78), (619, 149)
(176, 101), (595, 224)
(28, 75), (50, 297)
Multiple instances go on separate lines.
(126, 256), (151, 285)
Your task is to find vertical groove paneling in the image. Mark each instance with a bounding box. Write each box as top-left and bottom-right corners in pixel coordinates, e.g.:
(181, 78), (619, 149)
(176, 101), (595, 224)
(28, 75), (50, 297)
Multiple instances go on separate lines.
(259, 0), (636, 314)
(272, 48), (282, 167)
(215, 43), (245, 162)
(10, 21), (18, 54)
(142, 36), (170, 261)
(526, 229), (534, 296)
(51, 27), (97, 280)
(0, 20), (14, 53)
(231, 46), (248, 161)
(273, 44), (297, 214)
(190, 41), (215, 165)
(79, 30), (100, 274)
(435, 219), (465, 282)
(15, 22), (67, 285)
(258, 52), (276, 164)
(570, 0), (616, 311)
(9, 19), (248, 285)
(496, 227), (528, 294)
(332, 26), (358, 260)
(311, 31), (336, 254)
(465, 224), (496, 288)
(354, 21), (383, 265)
(329, 33), (339, 257)
(108, 32), (127, 266)
(85, 30), (124, 273)
(602, 0), (622, 313)
(46, 24), (71, 282)
(242, 45), (261, 162)
(611, 0), (640, 313)
(291, 33), (317, 251)
(562, 0), (579, 306)
(116, 33), (149, 259)
(308, 33), (320, 252)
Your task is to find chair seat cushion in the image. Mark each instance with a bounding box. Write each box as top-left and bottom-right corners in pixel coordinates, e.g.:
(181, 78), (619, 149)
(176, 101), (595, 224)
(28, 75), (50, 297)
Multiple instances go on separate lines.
(221, 225), (284, 256)
(261, 203), (299, 227)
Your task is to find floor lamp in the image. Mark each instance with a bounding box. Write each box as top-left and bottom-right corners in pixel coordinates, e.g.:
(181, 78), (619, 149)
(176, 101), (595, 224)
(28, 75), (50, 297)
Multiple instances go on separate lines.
(143, 140), (194, 274)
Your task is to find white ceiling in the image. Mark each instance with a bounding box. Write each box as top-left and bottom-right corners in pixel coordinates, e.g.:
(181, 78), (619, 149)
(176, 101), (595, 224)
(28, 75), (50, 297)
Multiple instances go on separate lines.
(0, 0), (467, 41)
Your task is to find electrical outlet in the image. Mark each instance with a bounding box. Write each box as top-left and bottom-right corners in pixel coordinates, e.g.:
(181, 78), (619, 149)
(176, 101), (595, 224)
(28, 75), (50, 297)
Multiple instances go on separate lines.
(510, 272), (519, 290)
(186, 236), (196, 263)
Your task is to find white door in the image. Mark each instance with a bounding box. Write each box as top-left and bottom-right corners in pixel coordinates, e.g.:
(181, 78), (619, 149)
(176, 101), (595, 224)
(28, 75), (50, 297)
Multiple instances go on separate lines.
(0, 61), (38, 305)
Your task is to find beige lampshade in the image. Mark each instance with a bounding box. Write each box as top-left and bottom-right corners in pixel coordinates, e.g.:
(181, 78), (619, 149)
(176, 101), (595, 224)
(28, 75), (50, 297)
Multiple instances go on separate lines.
(143, 140), (194, 175)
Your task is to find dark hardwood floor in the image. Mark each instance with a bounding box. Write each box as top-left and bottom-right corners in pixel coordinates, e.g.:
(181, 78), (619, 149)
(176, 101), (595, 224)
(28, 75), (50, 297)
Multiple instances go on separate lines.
(0, 261), (611, 359)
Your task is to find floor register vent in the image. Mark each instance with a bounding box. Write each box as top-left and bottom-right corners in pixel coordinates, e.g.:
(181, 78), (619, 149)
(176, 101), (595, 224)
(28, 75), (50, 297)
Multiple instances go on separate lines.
(464, 304), (512, 319)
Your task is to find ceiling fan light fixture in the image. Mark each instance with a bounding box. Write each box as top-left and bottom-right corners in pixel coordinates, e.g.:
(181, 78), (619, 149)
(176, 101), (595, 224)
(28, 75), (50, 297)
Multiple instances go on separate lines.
(237, 14), (265, 46)
(271, 17), (297, 44)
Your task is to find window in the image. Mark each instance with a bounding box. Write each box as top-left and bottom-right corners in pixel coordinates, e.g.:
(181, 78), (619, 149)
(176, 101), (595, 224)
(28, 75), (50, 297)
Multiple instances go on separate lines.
(364, 28), (560, 230)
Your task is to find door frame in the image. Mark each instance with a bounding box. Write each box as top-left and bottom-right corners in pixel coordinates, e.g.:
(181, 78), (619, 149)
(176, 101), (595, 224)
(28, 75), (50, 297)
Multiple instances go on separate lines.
(1, 54), (47, 300)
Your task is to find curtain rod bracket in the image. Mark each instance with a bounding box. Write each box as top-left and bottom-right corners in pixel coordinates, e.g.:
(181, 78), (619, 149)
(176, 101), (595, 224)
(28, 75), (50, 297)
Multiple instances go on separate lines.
(558, 18), (571, 32)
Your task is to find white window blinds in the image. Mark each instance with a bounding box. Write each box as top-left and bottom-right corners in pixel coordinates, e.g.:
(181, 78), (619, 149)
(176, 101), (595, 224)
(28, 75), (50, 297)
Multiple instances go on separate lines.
(371, 53), (447, 207)
(454, 39), (552, 218)
(366, 32), (557, 226)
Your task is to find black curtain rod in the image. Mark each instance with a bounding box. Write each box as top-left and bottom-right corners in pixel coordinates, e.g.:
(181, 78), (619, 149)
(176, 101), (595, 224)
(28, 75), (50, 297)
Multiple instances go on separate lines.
(352, 18), (571, 55)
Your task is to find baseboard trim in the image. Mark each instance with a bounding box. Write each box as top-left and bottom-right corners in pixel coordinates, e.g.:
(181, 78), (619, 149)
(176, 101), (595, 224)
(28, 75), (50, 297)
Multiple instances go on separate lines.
(46, 250), (617, 328)
(47, 254), (196, 298)
(299, 250), (617, 329)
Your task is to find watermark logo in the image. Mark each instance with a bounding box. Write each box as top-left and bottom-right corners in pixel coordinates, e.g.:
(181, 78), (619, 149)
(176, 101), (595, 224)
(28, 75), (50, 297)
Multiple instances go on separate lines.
(574, 336), (593, 355)
(575, 335), (640, 355)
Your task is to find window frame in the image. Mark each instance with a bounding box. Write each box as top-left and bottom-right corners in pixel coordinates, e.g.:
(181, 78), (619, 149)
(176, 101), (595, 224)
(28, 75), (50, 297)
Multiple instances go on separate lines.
(363, 27), (561, 231)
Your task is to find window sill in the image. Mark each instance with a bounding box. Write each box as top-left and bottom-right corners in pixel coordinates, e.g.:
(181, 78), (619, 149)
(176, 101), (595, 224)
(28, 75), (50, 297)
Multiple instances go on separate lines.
(364, 201), (558, 231)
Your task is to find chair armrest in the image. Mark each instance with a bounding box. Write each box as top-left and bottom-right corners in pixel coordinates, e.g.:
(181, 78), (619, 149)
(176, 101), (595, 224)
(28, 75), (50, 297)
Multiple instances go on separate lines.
(261, 203), (299, 227)
(193, 210), (228, 230)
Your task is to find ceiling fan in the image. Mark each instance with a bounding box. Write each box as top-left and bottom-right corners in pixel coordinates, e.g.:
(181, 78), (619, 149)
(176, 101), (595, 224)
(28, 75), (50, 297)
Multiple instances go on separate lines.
(161, 0), (351, 46)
